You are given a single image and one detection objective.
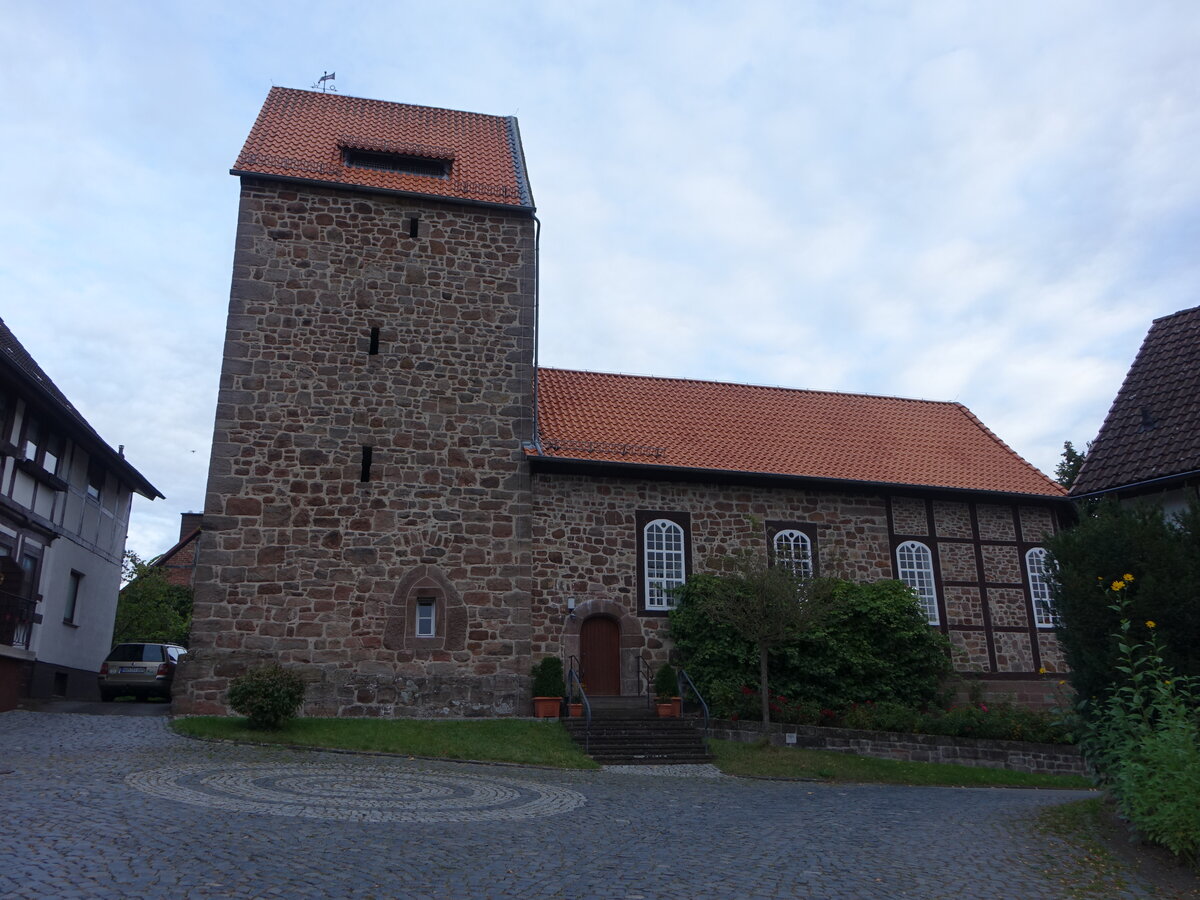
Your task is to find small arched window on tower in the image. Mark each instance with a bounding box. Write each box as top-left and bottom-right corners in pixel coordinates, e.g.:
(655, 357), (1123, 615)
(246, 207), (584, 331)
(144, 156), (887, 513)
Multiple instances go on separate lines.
(1026, 547), (1057, 627)
(772, 529), (814, 578)
(896, 540), (939, 625)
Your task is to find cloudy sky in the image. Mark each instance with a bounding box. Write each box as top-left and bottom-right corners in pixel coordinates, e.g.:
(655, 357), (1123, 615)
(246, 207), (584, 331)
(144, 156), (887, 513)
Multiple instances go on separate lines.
(3, 1), (1198, 558)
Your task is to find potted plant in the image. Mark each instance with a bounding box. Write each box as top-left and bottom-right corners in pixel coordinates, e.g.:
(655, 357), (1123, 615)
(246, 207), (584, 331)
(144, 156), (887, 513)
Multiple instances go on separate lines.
(568, 682), (585, 717)
(654, 663), (679, 717)
(530, 657), (565, 718)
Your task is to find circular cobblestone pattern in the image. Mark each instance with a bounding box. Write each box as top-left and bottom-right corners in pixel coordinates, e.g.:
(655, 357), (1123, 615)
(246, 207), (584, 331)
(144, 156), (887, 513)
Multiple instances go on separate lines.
(127, 762), (586, 823)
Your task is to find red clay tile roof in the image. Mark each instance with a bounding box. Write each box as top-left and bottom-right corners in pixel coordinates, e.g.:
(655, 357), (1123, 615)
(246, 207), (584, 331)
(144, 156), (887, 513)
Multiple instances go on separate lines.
(234, 88), (533, 209)
(1071, 305), (1200, 496)
(533, 368), (1065, 498)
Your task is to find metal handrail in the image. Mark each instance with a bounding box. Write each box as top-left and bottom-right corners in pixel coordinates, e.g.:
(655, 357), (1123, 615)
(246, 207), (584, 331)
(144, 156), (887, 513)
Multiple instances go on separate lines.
(0, 589), (35, 650)
(676, 668), (710, 735)
(637, 656), (654, 711)
(566, 666), (591, 753)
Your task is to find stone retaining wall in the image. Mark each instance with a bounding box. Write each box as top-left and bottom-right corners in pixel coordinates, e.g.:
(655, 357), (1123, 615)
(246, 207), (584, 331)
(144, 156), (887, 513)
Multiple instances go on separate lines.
(710, 718), (1087, 776)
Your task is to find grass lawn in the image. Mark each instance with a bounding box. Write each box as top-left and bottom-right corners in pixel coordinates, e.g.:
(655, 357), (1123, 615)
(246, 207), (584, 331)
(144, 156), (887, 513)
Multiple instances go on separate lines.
(173, 716), (599, 769)
(708, 738), (1094, 789)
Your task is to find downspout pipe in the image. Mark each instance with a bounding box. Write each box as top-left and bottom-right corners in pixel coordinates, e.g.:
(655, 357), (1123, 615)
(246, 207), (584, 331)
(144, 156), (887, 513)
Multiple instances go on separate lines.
(530, 214), (544, 454)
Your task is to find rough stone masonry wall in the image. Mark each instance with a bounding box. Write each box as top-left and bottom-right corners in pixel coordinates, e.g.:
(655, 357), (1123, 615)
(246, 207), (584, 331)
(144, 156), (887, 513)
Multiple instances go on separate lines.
(709, 719), (1086, 776)
(531, 478), (1066, 701)
(530, 474), (893, 693)
(176, 178), (536, 718)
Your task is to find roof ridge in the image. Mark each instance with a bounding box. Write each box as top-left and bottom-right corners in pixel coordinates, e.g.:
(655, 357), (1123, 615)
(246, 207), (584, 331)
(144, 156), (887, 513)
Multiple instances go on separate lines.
(1150, 303), (1200, 327)
(268, 86), (513, 124)
(537, 366), (960, 407)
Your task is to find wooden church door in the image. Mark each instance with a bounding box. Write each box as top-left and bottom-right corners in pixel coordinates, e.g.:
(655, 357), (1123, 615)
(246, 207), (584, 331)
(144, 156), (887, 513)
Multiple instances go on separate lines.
(579, 615), (621, 695)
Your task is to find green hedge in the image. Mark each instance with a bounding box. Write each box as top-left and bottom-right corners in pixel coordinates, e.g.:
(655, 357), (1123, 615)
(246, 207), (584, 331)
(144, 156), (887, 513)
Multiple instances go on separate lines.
(669, 576), (951, 714)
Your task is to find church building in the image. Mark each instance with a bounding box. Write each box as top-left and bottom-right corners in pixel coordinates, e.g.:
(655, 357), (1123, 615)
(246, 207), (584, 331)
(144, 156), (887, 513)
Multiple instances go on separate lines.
(175, 88), (1068, 717)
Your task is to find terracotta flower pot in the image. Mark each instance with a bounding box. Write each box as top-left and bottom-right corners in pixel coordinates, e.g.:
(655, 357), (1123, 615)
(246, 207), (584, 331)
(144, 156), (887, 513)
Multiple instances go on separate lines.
(568, 702), (584, 717)
(533, 696), (562, 718)
(671, 697), (682, 717)
(656, 701), (676, 717)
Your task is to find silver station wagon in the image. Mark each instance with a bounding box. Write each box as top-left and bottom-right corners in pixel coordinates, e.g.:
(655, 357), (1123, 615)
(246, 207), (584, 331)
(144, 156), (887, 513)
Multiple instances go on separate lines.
(98, 643), (187, 701)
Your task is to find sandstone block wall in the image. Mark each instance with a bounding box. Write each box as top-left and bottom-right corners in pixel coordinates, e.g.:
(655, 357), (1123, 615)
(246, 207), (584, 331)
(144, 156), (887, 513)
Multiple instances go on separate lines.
(531, 474), (894, 691)
(710, 719), (1086, 775)
(529, 478), (1065, 693)
(176, 179), (536, 717)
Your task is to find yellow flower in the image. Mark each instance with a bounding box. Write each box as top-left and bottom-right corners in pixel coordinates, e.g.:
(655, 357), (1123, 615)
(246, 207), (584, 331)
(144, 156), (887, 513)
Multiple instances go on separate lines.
(1111, 580), (1126, 591)
(1058, 680), (1066, 686)
(1146, 620), (1156, 629)
(1124, 573), (1135, 582)
(1038, 666), (1047, 675)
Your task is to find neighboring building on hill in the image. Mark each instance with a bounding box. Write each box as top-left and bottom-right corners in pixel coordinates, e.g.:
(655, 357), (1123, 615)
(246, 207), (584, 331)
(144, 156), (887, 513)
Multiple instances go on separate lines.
(1070, 305), (1200, 516)
(148, 512), (203, 588)
(0, 319), (161, 710)
(175, 88), (1069, 718)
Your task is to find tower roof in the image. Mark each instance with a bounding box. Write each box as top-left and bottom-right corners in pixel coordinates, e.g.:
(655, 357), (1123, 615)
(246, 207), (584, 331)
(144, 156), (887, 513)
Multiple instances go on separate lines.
(233, 88), (534, 210)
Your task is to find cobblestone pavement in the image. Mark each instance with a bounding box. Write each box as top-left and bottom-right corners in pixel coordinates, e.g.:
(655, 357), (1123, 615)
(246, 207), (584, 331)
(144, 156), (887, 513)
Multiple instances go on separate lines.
(0, 711), (1157, 899)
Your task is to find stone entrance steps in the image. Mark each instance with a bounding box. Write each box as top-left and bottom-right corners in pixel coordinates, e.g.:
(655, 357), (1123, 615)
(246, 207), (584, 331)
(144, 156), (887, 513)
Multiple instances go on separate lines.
(562, 696), (713, 765)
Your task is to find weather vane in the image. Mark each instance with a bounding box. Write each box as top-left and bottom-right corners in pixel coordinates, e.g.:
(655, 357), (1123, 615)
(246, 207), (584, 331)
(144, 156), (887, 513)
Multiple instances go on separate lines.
(312, 71), (338, 93)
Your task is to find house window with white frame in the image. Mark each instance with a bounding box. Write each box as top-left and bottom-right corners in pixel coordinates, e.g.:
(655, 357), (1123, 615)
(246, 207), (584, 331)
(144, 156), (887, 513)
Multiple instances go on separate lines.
(896, 540), (939, 624)
(1026, 547), (1056, 627)
(773, 529), (814, 578)
(415, 598), (436, 637)
(644, 518), (686, 610)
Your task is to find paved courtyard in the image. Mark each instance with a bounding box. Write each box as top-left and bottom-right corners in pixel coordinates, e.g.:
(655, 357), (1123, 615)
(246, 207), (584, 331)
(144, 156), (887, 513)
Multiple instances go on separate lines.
(0, 711), (1157, 899)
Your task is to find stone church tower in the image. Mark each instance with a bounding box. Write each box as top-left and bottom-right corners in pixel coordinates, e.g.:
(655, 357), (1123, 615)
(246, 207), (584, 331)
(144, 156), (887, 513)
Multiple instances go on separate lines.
(176, 88), (537, 716)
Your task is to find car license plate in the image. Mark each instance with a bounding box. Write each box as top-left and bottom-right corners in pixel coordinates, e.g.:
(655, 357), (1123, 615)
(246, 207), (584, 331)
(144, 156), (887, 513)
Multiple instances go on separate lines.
(118, 667), (143, 674)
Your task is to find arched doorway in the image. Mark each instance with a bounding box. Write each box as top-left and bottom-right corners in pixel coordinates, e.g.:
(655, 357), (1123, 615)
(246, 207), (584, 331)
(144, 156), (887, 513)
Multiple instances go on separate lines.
(579, 615), (621, 695)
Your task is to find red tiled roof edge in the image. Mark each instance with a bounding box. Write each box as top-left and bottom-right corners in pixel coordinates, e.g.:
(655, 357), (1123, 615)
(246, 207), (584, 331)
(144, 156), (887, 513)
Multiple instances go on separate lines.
(530, 367), (1065, 498)
(950, 402), (1067, 497)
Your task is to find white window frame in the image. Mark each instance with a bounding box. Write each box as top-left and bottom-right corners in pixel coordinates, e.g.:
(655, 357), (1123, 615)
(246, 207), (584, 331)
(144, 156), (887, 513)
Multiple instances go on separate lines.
(773, 529), (814, 578)
(1026, 547), (1056, 628)
(644, 518), (686, 610)
(896, 540), (939, 625)
(415, 599), (436, 637)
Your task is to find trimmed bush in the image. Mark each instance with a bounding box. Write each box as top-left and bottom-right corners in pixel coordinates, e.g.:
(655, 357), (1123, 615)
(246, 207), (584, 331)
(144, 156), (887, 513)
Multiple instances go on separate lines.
(226, 663), (306, 730)
(530, 656), (564, 697)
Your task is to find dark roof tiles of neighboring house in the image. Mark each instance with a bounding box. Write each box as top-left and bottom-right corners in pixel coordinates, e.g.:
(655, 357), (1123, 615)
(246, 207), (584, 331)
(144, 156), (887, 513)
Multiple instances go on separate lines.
(1071, 305), (1200, 497)
(533, 368), (1065, 498)
(234, 87), (533, 209)
(0, 318), (162, 499)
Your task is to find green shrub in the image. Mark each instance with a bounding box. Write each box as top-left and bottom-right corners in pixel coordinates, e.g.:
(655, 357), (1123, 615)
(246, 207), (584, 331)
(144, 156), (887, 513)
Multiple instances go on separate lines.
(654, 663), (678, 699)
(1082, 587), (1200, 867)
(226, 663), (306, 730)
(839, 701), (924, 734)
(1045, 499), (1200, 705)
(919, 701), (1069, 744)
(530, 656), (564, 697)
(670, 576), (951, 713)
